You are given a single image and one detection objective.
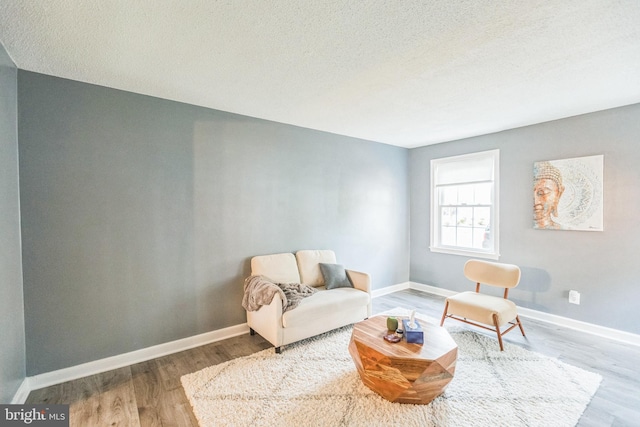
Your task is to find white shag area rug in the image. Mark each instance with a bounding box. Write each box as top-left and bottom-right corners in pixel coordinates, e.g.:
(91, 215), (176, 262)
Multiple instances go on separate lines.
(181, 310), (601, 427)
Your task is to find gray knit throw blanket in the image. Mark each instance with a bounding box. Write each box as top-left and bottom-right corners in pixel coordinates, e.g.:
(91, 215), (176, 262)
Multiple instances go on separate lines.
(242, 275), (318, 313)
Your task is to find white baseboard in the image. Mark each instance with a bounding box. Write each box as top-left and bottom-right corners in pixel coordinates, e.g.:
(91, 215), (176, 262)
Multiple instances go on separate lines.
(408, 281), (640, 347)
(17, 283), (409, 400)
(25, 323), (249, 394)
(371, 281), (411, 298)
(11, 378), (32, 404)
(16, 280), (639, 403)
(515, 306), (640, 347)
(408, 281), (454, 298)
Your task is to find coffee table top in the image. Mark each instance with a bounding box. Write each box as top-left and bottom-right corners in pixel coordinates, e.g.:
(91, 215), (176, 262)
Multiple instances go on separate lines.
(351, 315), (457, 361)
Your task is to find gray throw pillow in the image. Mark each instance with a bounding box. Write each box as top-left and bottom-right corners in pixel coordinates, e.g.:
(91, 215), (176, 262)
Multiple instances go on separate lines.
(319, 263), (353, 289)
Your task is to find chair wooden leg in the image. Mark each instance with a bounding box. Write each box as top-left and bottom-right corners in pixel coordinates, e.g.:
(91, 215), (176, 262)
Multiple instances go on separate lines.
(440, 301), (449, 326)
(493, 313), (504, 351)
(516, 315), (526, 336)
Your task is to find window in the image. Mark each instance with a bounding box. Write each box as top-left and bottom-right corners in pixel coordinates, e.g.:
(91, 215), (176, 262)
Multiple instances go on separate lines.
(430, 150), (499, 259)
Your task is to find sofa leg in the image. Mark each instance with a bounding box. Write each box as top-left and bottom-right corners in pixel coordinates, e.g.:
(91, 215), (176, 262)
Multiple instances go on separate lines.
(249, 328), (255, 336)
(275, 346), (282, 354)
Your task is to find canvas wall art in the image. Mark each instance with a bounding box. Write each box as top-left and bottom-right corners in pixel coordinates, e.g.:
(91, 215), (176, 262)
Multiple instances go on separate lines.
(533, 155), (604, 231)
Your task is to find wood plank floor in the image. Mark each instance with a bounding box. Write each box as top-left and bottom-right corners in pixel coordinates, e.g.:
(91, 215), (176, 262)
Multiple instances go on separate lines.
(27, 290), (640, 426)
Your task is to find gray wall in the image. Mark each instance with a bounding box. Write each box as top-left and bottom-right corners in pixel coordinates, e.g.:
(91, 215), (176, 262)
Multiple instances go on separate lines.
(15, 66), (640, 377)
(18, 71), (410, 375)
(0, 44), (25, 402)
(410, 104), (640, 335)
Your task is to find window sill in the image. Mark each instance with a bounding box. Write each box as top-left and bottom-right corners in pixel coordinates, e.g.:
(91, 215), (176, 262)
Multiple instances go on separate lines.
(429, 246), (500, 260)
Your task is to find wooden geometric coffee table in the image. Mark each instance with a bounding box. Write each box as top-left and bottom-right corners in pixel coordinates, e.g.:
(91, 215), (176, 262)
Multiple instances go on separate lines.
(348, 315), (458, 404)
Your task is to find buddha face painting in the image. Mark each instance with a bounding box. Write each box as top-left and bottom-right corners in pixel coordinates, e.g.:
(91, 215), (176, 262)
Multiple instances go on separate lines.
(533, 162), (565, 229)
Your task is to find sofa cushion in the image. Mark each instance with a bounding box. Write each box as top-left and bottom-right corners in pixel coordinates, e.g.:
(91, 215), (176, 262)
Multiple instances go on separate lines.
(282, 288), (369, 328)
(319, 263), (353, 289)
(296, 250), (337, 286)
(251, 253), (301, 284)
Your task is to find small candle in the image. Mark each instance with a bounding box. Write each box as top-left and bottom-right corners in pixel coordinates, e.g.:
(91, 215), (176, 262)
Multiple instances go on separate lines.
(387, 316), (398, 331)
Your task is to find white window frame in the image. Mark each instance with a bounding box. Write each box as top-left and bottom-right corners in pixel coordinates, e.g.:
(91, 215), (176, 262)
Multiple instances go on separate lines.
(430, 149), (500, 260)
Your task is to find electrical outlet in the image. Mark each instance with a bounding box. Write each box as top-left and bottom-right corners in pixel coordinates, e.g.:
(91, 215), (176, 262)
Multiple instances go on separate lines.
(568, 290), (581, 305)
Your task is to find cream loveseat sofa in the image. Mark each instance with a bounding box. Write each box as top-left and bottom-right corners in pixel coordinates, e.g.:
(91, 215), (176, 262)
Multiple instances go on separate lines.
(246, 249), (371, 353)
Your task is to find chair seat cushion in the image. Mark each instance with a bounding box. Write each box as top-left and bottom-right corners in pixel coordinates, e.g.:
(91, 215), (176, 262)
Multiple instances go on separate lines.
(282, 287), (369, 328)
(446, 291), (517, 327)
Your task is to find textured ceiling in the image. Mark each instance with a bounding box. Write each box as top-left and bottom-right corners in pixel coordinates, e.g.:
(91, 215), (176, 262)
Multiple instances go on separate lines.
(1, 1), (639, 148)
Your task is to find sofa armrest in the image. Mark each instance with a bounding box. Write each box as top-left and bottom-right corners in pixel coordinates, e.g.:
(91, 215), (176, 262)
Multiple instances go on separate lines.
(246, 293), (285, 347)
(347, 269), (371, 317)
(346, 269), (371, 294)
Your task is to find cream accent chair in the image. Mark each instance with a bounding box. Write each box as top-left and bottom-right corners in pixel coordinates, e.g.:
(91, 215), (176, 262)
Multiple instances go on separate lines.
(440, 259), (525, 351)
(247, 250), (371, 353)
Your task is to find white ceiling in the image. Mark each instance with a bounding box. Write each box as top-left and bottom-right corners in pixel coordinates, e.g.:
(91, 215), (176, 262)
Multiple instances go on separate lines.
(1, 1), (639, 148)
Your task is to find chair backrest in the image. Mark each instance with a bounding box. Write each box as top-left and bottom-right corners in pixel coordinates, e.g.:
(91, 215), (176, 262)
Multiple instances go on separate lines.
(295, 250), (337, 287)
(251, 252), (301, 284)
(464, 259), (521, 289)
